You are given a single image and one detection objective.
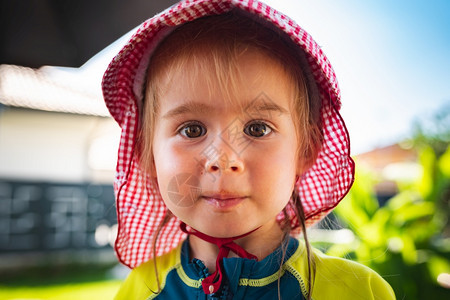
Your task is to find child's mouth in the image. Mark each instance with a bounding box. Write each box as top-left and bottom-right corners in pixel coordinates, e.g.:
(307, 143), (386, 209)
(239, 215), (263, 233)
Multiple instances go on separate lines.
(201, 194), (247, 209)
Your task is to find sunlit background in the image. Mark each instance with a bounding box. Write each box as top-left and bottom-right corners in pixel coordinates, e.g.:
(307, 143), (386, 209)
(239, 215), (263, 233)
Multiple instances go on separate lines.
(265, 0), (450, 154)
(0, 0), (449, 299)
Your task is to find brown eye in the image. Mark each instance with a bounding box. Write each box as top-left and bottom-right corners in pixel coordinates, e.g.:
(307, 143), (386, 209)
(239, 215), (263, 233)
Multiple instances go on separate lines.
(244, 121), (272, 138)
(179, 123), (206, 138)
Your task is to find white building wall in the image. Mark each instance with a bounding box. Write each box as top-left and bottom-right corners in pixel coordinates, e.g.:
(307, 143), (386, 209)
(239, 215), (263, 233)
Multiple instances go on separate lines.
(0, 107), (120, 184)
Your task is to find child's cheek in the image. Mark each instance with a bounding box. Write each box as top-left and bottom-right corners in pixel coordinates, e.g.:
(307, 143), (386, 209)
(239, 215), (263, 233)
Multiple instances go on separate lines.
(155, 143), (203, 209)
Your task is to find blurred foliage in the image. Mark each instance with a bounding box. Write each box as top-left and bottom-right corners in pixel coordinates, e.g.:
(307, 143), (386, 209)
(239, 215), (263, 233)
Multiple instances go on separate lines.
(409, 102), (450, 156)
(328, 144), (450, 299)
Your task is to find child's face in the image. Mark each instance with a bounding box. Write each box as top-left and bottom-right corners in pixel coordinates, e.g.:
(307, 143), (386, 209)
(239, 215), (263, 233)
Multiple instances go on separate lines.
(151, 49), (301, 238)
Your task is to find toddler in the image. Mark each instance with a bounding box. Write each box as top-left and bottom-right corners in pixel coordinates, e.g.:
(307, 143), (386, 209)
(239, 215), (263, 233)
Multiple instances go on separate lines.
(102, 0), (395, 299)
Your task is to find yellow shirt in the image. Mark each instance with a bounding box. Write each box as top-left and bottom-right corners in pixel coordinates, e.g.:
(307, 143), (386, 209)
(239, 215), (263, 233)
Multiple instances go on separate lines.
(115, 238), (396, 299)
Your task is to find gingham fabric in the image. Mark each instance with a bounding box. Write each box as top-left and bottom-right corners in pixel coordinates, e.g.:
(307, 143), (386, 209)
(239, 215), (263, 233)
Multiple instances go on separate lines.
(102, 0), (355, 269)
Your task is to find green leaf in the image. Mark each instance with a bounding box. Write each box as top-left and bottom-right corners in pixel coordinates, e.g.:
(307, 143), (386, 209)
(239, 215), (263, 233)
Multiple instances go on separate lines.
(427, 254), (450, 283)
(417, 146), (436, 199)
(392, 202), (435, 227)
(438, 146), (450, 178)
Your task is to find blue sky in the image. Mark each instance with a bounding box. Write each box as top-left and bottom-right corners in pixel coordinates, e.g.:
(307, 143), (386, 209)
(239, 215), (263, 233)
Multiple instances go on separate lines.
(264, 0), (450, 154)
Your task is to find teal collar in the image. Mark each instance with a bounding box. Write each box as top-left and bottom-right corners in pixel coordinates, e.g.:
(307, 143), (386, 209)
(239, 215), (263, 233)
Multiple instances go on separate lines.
(180, 235), (299, 296)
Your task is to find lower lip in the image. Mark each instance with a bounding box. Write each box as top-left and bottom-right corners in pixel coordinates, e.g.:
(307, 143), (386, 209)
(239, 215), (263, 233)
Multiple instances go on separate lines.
(203, 197), (246, 210)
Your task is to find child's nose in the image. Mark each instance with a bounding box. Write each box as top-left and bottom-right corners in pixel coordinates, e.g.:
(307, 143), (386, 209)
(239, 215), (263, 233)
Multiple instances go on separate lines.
(204, 145), (245, 174)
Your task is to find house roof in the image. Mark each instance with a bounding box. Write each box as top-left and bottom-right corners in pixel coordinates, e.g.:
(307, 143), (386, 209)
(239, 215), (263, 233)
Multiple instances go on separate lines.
(0, 64), (110, 117)
(355, 143), (418, 172)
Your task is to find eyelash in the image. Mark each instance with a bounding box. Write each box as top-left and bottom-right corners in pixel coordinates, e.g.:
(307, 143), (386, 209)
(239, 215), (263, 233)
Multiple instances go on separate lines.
(177, 120), (274, 139)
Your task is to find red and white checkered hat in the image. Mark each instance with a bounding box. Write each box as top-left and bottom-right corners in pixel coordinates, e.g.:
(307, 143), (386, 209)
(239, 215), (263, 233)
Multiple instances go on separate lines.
(102, 0), (354, 268)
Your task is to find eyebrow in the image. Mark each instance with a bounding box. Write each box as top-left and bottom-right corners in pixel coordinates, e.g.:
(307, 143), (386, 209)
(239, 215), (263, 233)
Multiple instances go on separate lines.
(163, 102), (214, 119)
(246, 102), (289, 115)
(162, 99), (289, 119)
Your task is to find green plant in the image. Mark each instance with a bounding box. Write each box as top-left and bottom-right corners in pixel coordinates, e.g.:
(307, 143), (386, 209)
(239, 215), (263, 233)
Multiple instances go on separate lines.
(327, 145), (450, 299)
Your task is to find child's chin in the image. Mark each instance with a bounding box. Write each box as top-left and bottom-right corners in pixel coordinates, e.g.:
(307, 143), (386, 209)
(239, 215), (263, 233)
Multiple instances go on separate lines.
(196, 222), (254, 238)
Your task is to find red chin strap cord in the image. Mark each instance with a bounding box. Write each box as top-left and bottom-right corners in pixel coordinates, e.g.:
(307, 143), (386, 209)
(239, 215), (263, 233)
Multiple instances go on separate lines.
(180, 222), (259, 295)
